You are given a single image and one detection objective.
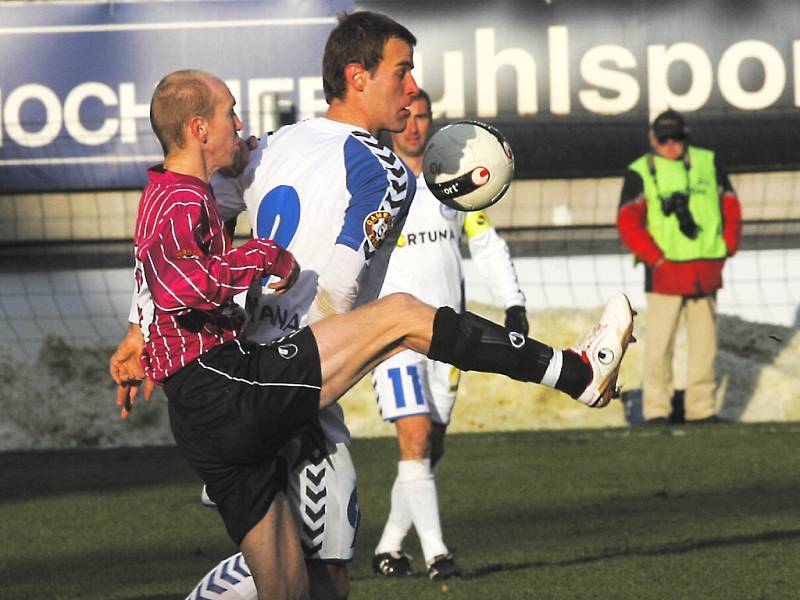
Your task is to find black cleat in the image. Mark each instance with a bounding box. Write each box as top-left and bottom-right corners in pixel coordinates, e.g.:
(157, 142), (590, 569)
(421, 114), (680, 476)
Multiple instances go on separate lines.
(426, 554), (461, 581)
(372, 551), (413, 578)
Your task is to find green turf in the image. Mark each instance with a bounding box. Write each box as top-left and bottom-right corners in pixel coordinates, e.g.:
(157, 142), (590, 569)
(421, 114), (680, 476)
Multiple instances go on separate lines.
(2, 424), (800, 599)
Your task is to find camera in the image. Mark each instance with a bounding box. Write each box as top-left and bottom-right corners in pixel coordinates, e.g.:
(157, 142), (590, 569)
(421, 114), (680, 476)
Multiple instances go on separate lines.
(660, 191), (687, 216)
(660, 192), (699, 239)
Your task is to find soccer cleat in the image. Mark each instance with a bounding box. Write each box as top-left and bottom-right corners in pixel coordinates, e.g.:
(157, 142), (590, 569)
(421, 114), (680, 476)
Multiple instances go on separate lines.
(570, 292), (635, 408)
(427, 553), (461, 581)
(372, 551), (414, 578)
(200, 485), (217, 507)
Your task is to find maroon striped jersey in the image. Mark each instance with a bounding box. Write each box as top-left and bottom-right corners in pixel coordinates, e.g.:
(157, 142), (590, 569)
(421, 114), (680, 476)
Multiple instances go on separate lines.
(133, 166), (294, 382)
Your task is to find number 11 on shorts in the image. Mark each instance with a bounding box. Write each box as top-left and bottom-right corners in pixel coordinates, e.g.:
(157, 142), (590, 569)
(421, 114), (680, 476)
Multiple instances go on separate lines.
(387, 366), (425, 408)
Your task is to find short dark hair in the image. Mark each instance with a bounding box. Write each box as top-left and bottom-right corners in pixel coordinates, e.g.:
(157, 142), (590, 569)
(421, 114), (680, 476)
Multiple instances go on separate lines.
(322, 11), (416, 104)
(150, 69), (216, 155)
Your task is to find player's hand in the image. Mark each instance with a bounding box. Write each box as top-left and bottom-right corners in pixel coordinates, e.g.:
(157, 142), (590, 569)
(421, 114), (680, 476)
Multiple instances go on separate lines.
(109, 324), (154, 419)
(114, 377), (155, 419)
(218, 135), (259, 178)
(268, 257), (300, 296)
(504, 305), (529, 336)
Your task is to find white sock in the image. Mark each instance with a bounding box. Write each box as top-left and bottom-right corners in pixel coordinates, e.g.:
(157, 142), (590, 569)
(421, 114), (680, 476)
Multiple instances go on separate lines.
(375, 474), (413, 554)
(396, 459), (449, 563)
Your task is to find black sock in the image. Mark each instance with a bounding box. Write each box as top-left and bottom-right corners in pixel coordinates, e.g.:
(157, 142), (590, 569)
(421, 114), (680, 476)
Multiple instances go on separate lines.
(555, 350), (592, 398)
(427, 307), (553, 382)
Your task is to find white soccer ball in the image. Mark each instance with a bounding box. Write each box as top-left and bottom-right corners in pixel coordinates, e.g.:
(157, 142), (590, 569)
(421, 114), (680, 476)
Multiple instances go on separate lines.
(422, 120), (514, 211)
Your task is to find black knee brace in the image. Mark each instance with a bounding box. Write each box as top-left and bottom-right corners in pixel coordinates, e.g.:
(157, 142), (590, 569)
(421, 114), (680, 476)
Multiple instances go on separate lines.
(427, 307), (553, 383)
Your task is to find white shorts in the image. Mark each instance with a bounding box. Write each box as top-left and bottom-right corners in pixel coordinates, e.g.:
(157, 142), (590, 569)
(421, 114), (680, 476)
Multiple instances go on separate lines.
(282, 407), (359, 562)
(371, 349), (460, 425)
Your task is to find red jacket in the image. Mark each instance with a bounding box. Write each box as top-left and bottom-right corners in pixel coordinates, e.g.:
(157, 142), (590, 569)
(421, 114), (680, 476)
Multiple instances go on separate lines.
(617, 166), (742, 296)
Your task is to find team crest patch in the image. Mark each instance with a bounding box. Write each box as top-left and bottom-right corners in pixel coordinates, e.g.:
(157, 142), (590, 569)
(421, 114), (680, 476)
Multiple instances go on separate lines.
(364, 210), (393, 249)
(278, 344), (298, 359)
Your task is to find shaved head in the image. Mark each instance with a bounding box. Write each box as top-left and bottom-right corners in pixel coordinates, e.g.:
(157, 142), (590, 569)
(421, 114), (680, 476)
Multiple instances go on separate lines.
(150, 69), (218, 154)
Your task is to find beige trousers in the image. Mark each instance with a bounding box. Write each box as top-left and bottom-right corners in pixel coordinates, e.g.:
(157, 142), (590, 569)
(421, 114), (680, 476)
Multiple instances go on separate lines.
(643, 293), (718, 421)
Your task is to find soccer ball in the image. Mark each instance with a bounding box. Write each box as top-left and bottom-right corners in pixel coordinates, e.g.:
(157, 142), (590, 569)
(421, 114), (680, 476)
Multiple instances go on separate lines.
(422, 120), (514, 211)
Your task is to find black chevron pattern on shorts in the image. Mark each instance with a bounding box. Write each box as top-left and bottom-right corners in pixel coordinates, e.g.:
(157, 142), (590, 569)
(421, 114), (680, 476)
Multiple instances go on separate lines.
(306, 468), (325, 486)
(300, 455), (327, 559)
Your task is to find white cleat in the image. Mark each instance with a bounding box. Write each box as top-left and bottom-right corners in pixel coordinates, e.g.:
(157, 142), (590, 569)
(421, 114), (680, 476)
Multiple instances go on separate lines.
(200, 485), (217, 507)
(570, 292), (635, 408)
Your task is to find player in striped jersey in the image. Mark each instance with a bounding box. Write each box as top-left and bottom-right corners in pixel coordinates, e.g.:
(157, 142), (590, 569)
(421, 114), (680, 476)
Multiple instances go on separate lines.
(113, 32), (635, 600)
(191, 12), (418, 600)
(131, 73), (298, 385)
(208, 116), (415, 596)
(370, 90), (527, 581)
(113, 12), (421, 600)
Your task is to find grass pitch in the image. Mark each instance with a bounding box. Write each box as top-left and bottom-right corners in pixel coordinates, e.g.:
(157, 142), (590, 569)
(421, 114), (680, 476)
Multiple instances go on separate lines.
(2, 423), (800, 599)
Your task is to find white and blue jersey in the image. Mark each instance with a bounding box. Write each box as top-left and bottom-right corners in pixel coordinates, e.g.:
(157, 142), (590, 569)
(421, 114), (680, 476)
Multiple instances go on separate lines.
(211, 118), (414, 563)
(372, 174), (525, 425)
(214, 117), (414, 344)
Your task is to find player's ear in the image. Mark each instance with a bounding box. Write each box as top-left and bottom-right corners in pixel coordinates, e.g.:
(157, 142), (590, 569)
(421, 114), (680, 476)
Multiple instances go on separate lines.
(345, 63), (367, 92)
(188, 115), (208, 144)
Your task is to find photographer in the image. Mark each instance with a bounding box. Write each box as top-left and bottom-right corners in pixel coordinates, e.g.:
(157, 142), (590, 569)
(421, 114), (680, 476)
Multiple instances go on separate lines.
(617, 110), (742, 424)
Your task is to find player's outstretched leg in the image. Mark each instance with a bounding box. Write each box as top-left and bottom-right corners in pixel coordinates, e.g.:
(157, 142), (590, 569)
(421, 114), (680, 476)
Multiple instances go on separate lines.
(424, 292), (635, 407)
(312, 292), (634, 411)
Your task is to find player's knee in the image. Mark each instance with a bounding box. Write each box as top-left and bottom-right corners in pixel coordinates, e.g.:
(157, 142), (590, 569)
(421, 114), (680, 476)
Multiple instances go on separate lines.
(381, 292), (425, 315)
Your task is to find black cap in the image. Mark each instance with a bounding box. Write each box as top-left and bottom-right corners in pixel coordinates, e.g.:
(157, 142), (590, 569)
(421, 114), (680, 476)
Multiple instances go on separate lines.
(652, 110), (688, 141)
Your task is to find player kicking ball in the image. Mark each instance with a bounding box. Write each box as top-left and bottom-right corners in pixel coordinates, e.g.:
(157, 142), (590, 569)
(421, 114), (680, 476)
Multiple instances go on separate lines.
(121, 65), (634, 600)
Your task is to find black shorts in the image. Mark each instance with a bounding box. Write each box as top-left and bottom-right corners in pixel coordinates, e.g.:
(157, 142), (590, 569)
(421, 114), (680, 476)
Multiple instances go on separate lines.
(164, 329), (322, 546)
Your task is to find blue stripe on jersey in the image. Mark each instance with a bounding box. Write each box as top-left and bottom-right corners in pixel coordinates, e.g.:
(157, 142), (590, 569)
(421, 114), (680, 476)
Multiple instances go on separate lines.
(337, 135), (393, 250)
